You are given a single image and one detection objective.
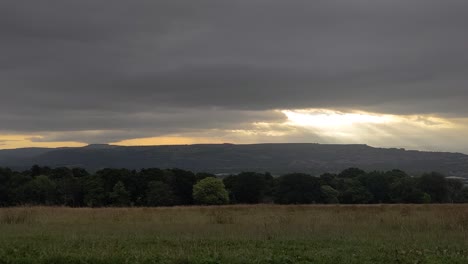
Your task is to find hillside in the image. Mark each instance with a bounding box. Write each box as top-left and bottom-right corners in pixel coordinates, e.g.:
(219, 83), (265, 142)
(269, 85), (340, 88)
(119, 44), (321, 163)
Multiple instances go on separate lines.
(1, 143), (467, 176)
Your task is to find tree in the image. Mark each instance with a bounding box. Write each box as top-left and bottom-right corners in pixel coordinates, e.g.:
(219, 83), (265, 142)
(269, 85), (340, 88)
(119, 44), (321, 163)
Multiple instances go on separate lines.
(30, 165), (42, 177)
(385, 169), (409, 180)
(49, 167), (73, 180)
(390, 177), (430, 204)
(446, 178), (465, 203)
(418, 172), (448, 203)
(195, 172), (216, 181)
(166, 169), (197, 205)
(320, 185), (339, 204)
(338, 168), (366, 178)
(56, 175), (84, 207)
(136, 168), (168, 205)
(96, 168), (133, 193)
(0, 168), (13, 206)
(18, 175), (57, 205)
(139, 168), (167, 183)
(83, 175), (107, 207)
(226, 172), (267, 204)
(320, 173), (339, 189)
(7, 173), (32, 205)
(71, 168), (90, 178)
(0, 165), (465, 206)
(110, 181), (131, 206)
(193, 177), (229, 205)
(262, 172), (276, 203)
(339, 179), (373, 204)
(358, 171), (394, 203)
(463, 187), (468, 203)
(146, 181), (176, 206)
(274, 173), (321, 204)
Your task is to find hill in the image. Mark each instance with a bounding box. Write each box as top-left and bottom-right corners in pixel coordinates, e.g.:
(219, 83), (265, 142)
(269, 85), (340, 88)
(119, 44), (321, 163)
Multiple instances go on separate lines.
(1, 143), (467, 176)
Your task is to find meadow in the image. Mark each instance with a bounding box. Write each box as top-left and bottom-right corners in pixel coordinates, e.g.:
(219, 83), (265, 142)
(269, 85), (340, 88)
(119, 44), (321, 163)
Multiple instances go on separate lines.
(1, 205), (468, 264)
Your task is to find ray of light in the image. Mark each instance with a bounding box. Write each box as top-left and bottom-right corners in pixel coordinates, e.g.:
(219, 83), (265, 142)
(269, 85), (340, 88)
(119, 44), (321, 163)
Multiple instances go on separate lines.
(282, 109), (396, 128)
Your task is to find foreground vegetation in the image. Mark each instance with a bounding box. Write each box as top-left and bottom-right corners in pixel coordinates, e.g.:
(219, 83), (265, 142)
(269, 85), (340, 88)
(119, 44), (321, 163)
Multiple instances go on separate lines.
(1, 166), (468, 207)
(1, 205), (468, 263)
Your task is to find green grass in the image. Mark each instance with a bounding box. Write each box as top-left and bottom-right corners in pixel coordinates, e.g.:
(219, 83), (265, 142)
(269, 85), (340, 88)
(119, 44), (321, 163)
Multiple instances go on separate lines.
(1, 205), (468, 263)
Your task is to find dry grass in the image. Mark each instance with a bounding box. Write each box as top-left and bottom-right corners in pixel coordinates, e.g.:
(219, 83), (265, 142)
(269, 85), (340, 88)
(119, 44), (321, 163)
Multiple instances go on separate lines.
(1, 205), (468, 263)
(0, 207), (35, 225)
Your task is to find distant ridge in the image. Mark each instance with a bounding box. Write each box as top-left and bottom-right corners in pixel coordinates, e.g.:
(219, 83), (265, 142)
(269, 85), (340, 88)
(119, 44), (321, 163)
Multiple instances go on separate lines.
(1, 143), (467, 177)
(82, 144), (118, 150)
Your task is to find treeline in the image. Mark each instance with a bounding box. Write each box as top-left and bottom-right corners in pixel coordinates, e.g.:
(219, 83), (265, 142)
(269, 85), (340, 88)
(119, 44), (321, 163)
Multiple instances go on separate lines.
(0, 166), (467, 207)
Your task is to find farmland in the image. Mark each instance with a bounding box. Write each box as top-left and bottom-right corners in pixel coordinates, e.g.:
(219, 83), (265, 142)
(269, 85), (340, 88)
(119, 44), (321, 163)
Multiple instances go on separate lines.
(1, 205), (468, 263)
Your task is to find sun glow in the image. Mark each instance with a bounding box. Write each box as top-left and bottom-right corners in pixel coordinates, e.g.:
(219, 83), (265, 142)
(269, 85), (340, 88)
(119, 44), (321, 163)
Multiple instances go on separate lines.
(282, 109), (395, 128)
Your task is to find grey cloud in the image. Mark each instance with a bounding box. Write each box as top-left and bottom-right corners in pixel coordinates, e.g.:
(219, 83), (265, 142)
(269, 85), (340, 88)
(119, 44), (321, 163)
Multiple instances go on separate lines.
(2, 109), (286, 142)
(1, 0), (468, 141)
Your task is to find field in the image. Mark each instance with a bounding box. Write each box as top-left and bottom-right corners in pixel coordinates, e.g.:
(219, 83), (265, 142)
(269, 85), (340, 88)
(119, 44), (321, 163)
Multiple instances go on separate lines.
(1, 205), (468, 263)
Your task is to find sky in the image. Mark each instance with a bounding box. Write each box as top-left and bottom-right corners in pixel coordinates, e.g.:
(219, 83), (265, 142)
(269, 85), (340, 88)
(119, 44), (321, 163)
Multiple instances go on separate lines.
(1, 0), (468, 153)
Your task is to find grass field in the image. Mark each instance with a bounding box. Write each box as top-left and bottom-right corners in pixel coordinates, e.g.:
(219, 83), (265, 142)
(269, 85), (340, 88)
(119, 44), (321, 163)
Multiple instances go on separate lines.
(1, 205), (468, 264)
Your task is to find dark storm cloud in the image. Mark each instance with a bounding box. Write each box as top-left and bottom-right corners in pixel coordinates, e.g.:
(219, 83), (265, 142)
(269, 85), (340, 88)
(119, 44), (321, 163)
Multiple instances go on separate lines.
(1, 0), (468, 140)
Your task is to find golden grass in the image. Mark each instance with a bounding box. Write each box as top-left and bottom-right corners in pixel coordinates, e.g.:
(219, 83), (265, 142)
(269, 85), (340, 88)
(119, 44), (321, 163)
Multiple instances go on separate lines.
(2, 204), (468, 238)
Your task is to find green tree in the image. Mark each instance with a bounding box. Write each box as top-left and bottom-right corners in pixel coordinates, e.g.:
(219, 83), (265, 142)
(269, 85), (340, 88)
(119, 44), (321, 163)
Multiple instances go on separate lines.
(339, 179), (373, 204)
(446, 178), (465, 203)
(146, 181), (176, 206)
(262, 172), (276, 203)
(358, 171), (395, 203)
(338, 168), (366, 178)
(0, 168), (13, 206)
(320, 173), (339, 189)
(462, 187), (468, 203)
(110, 181), (131, 206)
(56, 176), (84, 207)
(96, 168), (134, 193)
(418, 172), (448, 203)
(320, 185), (339, 204)
(83, 175), (107, 207)
(390, 177), (430, 204)
(193, 177), (229, 205)
(227, 172), (267, 204)
(136, 168), (168, 205)
(71, 168), (90, 178)
(49, 167), (73, 180)
(19, 175), (57, 205)
(274, 173), (321, 204)
(30, 165), (42, 177)
(166, 169), (197, 205)
(195, 172), (217, 181)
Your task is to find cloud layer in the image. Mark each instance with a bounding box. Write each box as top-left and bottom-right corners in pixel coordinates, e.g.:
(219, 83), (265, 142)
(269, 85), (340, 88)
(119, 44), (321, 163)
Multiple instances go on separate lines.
(1, 1), (468, 151)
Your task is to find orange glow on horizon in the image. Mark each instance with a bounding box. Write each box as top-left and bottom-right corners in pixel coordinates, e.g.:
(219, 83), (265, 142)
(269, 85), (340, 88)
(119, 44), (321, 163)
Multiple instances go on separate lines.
(112, 136), (225, 146)
(0, 134), (86, 149)
(1, 108), (467, 153)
